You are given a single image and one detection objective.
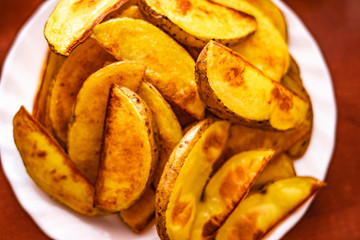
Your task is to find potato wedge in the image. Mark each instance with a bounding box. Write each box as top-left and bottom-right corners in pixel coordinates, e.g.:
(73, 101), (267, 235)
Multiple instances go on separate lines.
(137, 82), (183, 187)
(156, 119), (230, 240)
(251, 153), (296, 191)
(91, 17), (205, 120)
(195, 41), (309, 130)
(103, 0), (145, 20)
(190, 150), (274, 240)
(139, 0), (257, 48)
(45, 0), (129, 55)
(119, 187), (156, 233)
(67, 61), (146, 184)
(49, 39), (116, 147)
(215, 177), (325, 240)
(95, 85), (158, 211)
(209, 0), (289, 82)
(13, 106), (102, 216)
(33, 50), (65, 129)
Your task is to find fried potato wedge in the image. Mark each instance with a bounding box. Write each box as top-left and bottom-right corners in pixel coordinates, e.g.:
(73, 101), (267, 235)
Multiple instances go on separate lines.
(215, 177), (325, 240)
(137, 82), (183, 187)
(119, 187), (156, 233)
(211, 0), (289, 82)
(103, 0), (145, 20)
(156, 119), (230, 240)
(49, 39), (116, 147)
(220, 122), (311, 162)
(190, 150), (274, 240)
(13, 106), (103, 216)
(139, 0), (257, 48)
(242, 0), (287, 41)
(95, 85), (158, 211)
(195, 41), (309, 130)
(44, 0), (129, 55)
(33, 50), (65, 129)
(91, 18), (205, 120)
(67, 61), (146, 184)
(251, 153), (296, 191)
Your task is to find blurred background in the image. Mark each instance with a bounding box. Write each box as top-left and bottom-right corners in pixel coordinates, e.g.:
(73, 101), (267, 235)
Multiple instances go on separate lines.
(0, 0), (359, 239)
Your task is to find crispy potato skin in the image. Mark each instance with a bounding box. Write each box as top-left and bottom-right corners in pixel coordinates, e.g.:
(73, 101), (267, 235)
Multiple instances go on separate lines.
(95, 85), (158, 211)
(138, 0), (256, 49)
(13, 106), (103, 216)
(155, 119), (216, 240)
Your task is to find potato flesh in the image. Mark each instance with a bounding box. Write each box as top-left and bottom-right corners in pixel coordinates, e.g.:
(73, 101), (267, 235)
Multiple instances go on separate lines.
(203, 41), (309, 130)
(67, 61), (146, 184)
(91, 18), (205, 120)
(190, 150), (274, 240)
(95, 86), (157, 211)
(165, 121), (230, 240)
(141, 0), (256, 47)
(45, 0), (128, 55)
(137, 82), (183, 187)
(215, 177), (325, 240)
(13, 106), (102, 216)
(211, 0), (289, 82)
(49, 39), (116, 147)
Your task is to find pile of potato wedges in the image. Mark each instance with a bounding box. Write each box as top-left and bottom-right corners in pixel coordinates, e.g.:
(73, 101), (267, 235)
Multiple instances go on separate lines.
(13, 0), (325, 239)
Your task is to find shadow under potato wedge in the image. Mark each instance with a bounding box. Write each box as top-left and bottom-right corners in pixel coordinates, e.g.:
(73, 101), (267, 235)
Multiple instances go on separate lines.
(215, 177), (325, 240)
(45, 0), (130, 55)
(13, 106), (104, 216)
(138, 0), (257, 49)
(67, 61), (146, 184)
(195, 41), (309, 131)
(95, 85), (158, 212)
(91, 17), (205, 120)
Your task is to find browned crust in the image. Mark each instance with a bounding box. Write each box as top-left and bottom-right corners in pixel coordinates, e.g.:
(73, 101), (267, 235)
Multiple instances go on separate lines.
(195, 42), (274, 130)
(138, 0), (256, 49)
(155, 118), (215, 240)
(45, 0), (129, 56)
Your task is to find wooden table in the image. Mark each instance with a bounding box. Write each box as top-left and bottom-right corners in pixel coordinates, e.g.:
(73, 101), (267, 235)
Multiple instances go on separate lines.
(0, 0), (359, 239)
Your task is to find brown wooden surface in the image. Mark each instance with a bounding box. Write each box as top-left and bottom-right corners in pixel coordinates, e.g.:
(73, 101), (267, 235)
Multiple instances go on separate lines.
(0, 0), (359, 239)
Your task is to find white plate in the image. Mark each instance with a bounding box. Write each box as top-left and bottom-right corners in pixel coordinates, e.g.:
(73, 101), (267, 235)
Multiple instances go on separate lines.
(0, 0), (336, 239)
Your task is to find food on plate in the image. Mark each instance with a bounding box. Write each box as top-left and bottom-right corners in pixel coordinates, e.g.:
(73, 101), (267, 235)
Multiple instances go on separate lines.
(94, 85), (158, 212)
(33, 50), (65, 129)
(49, 39), (116, 147)
(215, 177), (325, 240)
(190, 150), (274, 240)
(119, 187), (156, 233)
(137, 81), (183, 187)
(104, 0), (145, 20)
(138, 0), (257, 48)
(155, 119), (230, 240)
(211, 0), (289, 82)
(44, 0), (129, 55)
(91, 17), (205, 120)
(195, 41), (309, 131)
(251, 153), (296, 190)
(67, 61), (146, 184)
(13, 106), (104, 216)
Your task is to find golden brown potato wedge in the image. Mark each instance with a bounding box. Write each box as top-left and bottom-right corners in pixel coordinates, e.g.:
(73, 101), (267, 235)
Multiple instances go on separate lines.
(91, 17), (205, 120)
(95, 85), (158, 212)
(119, 187), (156, 233)
(210, 0), (289, 82)
(251, 153), (296, 191)
(67, 61), (146, 184)
(33, 49), (65, 129)
(215, 177), (325, 240)
(137, 82), (183, 187)
(195, 41), (309, 131)
(139, 0), (257, 48)
(103, 0), (145, 20)
(156, 119), (230, 240)
(13, 106), (103, 216)
(45, 0), (129, 55)
(190, 150), (274, 240)
(49, 39), (116, 147)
